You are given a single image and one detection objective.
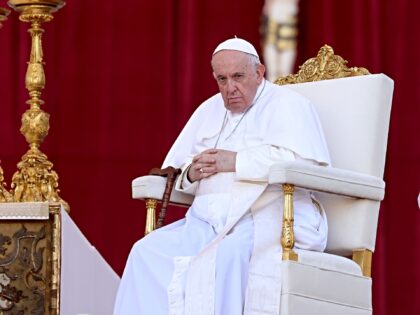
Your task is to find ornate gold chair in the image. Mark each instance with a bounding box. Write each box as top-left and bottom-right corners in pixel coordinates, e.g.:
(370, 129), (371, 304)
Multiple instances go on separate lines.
(132, 45), (394, 314)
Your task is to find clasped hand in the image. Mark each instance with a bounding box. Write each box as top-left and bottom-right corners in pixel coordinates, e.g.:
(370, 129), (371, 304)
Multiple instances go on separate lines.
(187, 149), (237, 182)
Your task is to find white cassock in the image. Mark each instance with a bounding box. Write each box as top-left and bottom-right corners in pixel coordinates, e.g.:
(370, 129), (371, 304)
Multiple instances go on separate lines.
(114, 80), (331, 315)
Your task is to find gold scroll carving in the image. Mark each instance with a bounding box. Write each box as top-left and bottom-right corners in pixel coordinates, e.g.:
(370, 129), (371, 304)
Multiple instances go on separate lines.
(275, 44), (370, 85)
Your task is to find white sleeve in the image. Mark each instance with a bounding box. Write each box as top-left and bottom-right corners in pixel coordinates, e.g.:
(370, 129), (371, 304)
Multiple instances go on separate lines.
(235, 144), (318, 181)
(174, 161), (199, 195)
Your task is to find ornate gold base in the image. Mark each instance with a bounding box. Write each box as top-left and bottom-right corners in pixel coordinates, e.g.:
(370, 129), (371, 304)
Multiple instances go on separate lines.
(11, 148), (69, 212)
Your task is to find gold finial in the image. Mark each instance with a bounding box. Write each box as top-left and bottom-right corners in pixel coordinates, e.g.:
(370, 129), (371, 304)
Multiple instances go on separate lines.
(8, 0), (69, 211)
(275, 44), (370, 85)
(0, 7), (11, 28)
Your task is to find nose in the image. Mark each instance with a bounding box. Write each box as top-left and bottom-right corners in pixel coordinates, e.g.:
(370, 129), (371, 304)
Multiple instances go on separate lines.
(226, 78), (237, 95)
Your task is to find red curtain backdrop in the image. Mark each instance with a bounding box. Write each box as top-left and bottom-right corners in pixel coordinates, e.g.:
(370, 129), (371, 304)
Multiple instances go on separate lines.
(1, 1), (419, 315)
(297, 1), (420, 314)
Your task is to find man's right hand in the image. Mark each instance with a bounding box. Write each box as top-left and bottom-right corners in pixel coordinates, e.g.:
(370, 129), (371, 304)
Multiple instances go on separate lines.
(187, 153), (217, 182)
(187, 149), (237, 182)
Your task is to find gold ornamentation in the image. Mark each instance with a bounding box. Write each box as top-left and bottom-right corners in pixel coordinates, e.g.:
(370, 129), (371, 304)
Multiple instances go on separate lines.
(20, 106), (49, 148)
(145, 199), (157, 235)
(0, 164), (13, 202)
(0, 221), (49, 314)
(11, 149), (69, 212)
(275, 45), (370, 85)
(281, 184), (298, 261)
(8, 1), (65, 23)
(8, 0), (68, 211)
(352, 249), (372, 277)
(0, 7), (11, 28)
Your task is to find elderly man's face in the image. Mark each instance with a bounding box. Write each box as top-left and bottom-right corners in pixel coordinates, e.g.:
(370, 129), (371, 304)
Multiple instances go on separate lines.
(212, 50), (265, 113)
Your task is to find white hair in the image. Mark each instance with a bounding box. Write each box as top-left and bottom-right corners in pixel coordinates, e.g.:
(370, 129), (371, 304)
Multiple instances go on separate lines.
(247, 53), (261, 68)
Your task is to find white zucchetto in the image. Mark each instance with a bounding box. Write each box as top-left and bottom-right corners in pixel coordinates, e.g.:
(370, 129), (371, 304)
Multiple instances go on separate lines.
(213, 37), (259, 58)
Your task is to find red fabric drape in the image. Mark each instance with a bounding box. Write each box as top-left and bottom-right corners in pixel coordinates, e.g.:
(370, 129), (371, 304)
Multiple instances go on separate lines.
(0, 0), (265, 275)
(297, 1), (420, 314)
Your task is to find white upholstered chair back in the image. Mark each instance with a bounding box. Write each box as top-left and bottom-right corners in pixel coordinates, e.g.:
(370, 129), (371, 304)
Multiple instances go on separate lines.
(284, 74), (394, 255)
(286, 74), (393, 177)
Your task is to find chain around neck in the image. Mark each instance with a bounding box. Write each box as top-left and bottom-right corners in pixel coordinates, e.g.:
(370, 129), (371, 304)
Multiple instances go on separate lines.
(214, 79), (266, 149)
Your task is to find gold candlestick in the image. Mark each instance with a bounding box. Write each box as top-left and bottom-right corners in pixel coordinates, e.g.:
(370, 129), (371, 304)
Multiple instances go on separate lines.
(0, 6), (11, 28)
(8, 0), (69, 211)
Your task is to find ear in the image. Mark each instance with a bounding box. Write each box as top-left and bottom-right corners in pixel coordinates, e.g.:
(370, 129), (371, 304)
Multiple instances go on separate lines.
(256, 64), (266, 83)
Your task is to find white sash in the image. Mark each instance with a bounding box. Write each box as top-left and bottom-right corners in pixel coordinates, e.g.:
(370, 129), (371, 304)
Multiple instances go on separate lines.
(169, 181), (267, 315)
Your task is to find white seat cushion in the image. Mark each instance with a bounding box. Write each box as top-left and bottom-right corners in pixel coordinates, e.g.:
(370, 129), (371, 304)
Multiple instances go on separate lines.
(282, 258), (371, 314)
(281, 293), (371, 315)
(296, 249), (362, 275)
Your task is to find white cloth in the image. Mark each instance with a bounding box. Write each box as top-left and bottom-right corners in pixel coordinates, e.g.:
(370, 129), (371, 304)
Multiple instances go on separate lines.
(114, 80), (330, 315)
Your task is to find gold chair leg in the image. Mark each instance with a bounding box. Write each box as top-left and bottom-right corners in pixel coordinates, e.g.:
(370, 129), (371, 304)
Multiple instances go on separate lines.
(145, 199), (157, 235)
(352, 249), (372, 277)
(281, 184), (298, 261)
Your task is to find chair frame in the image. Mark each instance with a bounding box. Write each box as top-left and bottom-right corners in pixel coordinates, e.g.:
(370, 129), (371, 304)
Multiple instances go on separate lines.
(275, 45), (371, 272)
